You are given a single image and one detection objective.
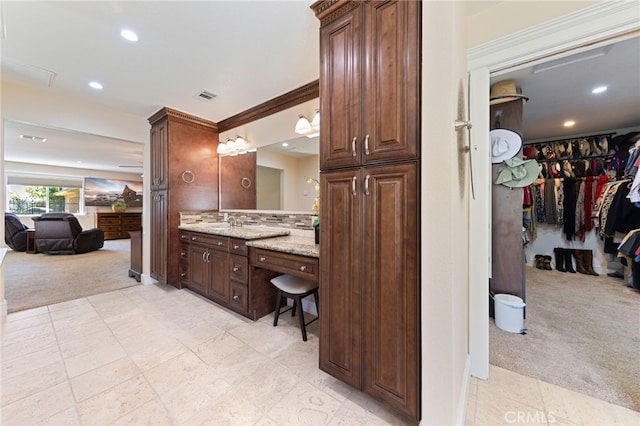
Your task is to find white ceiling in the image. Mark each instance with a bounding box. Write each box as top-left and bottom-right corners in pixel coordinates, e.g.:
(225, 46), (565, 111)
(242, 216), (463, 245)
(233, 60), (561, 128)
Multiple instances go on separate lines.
(1, 2), (639, 175)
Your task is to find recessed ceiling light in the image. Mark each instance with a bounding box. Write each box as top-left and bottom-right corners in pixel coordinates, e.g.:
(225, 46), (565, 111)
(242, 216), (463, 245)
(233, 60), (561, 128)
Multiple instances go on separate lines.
(120, 29), (138, 42)
(89, 81), (103, 90)
(19, 134), (47, 142)
(592, 85), (607, 94)
(563, 120), (576, 127)
(282, 142), (289, 147)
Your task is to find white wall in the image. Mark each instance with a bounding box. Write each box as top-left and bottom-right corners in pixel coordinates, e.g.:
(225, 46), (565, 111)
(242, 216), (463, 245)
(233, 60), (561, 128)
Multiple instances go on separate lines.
(421, 2), (470, 424)
(466, 1), (598, 48)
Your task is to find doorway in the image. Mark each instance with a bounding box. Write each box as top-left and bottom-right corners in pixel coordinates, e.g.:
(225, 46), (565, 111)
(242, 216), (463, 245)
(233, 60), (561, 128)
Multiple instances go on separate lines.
(467, 0), (640, 395)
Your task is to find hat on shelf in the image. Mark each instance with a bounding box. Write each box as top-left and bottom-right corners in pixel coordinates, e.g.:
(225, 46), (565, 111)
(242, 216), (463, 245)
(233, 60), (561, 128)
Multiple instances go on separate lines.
(490, 80), (529, 105)
(494, 157), (539, 188)
(490, 128), (523, 163)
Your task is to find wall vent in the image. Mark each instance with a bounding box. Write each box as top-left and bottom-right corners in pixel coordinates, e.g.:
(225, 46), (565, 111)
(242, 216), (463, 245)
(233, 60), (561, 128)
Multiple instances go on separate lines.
(196, 90), (217, 101)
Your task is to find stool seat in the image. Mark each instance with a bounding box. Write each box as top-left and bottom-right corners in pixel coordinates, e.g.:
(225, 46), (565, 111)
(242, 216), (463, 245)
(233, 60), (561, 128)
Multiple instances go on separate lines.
(270, 274), (317, 294)
(270, 274), (319, 341)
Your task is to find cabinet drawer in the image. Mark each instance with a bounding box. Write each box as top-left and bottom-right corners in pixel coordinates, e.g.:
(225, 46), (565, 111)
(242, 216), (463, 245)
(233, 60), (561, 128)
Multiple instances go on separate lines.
(179, 244), (189, 262)
(229, 238), (248, 256)
(252, 248), (319, 281)
(181, 232), (229, 251)
(229, 282), (248, 312)
(179, 263), (189, 285)
(230, 255), (248, 284)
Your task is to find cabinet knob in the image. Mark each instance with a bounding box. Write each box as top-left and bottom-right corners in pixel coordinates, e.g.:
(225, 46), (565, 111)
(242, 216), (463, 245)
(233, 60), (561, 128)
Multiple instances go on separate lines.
(217, 241), (224, 246)
(300, 265), (307, 272)
(191, 236), (197, 241)
(180, 251), (186, 256)
(233, 266), (240, 272)
(181, 234), (187, 239)
(180, 272), (186, 278)
(233, 295), (240, 300)
(233, 244), (240, 249)
(259, 256), (266, 262)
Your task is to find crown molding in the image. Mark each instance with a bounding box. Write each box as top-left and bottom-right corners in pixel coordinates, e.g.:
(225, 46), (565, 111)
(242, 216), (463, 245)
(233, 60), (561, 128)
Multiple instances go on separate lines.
(217, 80), (319, 133)
(468, 2), (640, 72)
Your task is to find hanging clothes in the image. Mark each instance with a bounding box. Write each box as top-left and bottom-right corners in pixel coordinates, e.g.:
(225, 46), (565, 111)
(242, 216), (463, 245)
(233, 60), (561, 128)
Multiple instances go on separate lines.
(563, 178), (577, 240)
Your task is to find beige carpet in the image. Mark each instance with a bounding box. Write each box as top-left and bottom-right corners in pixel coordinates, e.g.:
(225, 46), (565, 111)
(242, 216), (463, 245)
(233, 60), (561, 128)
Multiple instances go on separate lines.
(4, 239), (140, 313)
(490, 265), (640, 411)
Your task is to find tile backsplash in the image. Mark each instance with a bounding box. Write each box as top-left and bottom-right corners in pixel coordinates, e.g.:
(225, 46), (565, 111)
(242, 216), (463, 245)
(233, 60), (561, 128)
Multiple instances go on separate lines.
(179, 210), (317, 237)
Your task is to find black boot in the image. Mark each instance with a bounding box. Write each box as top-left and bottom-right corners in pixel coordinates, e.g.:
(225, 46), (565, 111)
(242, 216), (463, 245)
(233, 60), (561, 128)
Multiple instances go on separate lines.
(564, 249), (576, 273)
(554, 248), (566, 272)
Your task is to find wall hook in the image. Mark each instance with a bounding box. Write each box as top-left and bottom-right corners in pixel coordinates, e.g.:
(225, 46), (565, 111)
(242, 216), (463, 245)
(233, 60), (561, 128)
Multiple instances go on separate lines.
(455, 120), (472, 131)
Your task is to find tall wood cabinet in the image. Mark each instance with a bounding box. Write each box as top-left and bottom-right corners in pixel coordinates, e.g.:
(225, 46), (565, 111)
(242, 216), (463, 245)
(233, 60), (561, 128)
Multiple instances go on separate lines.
(148, 107), (219, 286)
(312, 0), (421, 420)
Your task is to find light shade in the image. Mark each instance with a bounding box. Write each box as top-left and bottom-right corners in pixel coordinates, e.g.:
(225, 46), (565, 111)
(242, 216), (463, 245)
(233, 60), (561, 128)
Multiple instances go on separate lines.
(311, 109), (320, 131)
(295, 115), (312, 135)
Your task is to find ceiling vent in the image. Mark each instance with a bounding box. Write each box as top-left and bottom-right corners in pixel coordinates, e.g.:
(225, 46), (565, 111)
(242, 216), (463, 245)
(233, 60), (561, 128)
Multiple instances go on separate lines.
(195, 90), (217, 102)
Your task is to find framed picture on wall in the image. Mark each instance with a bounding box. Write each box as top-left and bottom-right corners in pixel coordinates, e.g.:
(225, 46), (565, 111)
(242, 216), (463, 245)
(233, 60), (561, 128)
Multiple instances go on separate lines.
(84, 177), (143, 207)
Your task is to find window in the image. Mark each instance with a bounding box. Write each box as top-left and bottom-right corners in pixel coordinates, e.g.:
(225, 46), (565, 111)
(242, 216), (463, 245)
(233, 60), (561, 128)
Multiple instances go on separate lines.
(7, 185), (82, 215)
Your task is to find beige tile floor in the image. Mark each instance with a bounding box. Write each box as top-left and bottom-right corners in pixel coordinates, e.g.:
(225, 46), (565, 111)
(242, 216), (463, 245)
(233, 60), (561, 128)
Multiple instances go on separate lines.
(1, 283), (638, 426)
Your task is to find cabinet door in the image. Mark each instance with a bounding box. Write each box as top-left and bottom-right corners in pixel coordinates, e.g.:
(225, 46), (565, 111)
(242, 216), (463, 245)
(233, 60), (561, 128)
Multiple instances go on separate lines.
(362, 0), (420, 163)
(363, 162), (419, 420)
(188, 244), (209, 296)
(150, 190), (168, 284)
(208, 249), (229, 304)
(319, 168), (362, 388)
(150, 119), (168, 190)
(319, 5), (362, 170)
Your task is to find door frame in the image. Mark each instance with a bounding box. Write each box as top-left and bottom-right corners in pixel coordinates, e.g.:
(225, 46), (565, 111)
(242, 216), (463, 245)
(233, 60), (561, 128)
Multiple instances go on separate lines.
(467, 2), (640, 379)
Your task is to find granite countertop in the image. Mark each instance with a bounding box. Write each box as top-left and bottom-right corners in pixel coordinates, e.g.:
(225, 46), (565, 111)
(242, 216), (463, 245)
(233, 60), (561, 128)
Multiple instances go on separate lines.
(178, 224), (290, 240)
(246, 235), (319, 258)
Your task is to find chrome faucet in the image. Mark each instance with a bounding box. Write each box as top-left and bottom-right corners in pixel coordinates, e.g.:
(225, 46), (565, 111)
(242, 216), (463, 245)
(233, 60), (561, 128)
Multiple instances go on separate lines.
(228, 216), (237, 227)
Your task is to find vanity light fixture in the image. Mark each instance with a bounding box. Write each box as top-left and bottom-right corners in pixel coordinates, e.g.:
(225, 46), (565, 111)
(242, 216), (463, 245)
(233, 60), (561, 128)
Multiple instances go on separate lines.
(295, 110), (320, 138)
(217, 136), (255, 156)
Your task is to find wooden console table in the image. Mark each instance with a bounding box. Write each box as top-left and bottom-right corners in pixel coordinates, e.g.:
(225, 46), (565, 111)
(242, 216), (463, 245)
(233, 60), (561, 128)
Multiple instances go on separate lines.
(96, 212), (142, 240)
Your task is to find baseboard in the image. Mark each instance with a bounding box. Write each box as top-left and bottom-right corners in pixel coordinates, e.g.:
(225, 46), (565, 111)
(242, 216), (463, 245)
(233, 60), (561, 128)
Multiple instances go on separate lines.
(141, 274), (158, 285)
(0, 299), (7, 322)
(456, 354), (472, 426)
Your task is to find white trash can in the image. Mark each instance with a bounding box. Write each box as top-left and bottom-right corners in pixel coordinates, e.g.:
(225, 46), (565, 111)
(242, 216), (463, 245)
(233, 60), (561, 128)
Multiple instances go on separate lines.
(494, 293), (526, 333)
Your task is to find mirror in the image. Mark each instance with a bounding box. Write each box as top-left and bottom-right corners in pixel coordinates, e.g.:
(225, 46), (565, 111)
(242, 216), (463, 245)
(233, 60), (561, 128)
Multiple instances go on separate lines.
(219, 96), (320, 211)
(255, 136), (319, 211)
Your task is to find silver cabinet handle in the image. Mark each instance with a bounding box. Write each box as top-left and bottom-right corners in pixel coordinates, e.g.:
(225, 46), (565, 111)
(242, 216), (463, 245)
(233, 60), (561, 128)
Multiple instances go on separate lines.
(259, 256), (266, 262)
(365, 175), (370, 195)
(233, 266), (240, 272)
(233, 295), (240, 300)
(351, 137), (357, 157)
(300, 265), (307, 272)
(202, 251), (206, 262)
(352, 176), (357, 196)
(364, 134), (370, 155)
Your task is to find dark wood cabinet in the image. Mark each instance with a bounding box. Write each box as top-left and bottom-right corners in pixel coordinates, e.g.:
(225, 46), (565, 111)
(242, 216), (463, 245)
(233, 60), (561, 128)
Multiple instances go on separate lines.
(178, 230), (281, 320)
(312, 0), (421, 420)
(96, 212), (142, 240)
(317, 0), (420, 170)
(148, 107), (219, 286)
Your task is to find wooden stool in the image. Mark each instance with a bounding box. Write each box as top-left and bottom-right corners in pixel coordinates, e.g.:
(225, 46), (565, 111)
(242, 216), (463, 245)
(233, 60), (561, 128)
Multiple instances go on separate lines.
(270, 274), (319, 341)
